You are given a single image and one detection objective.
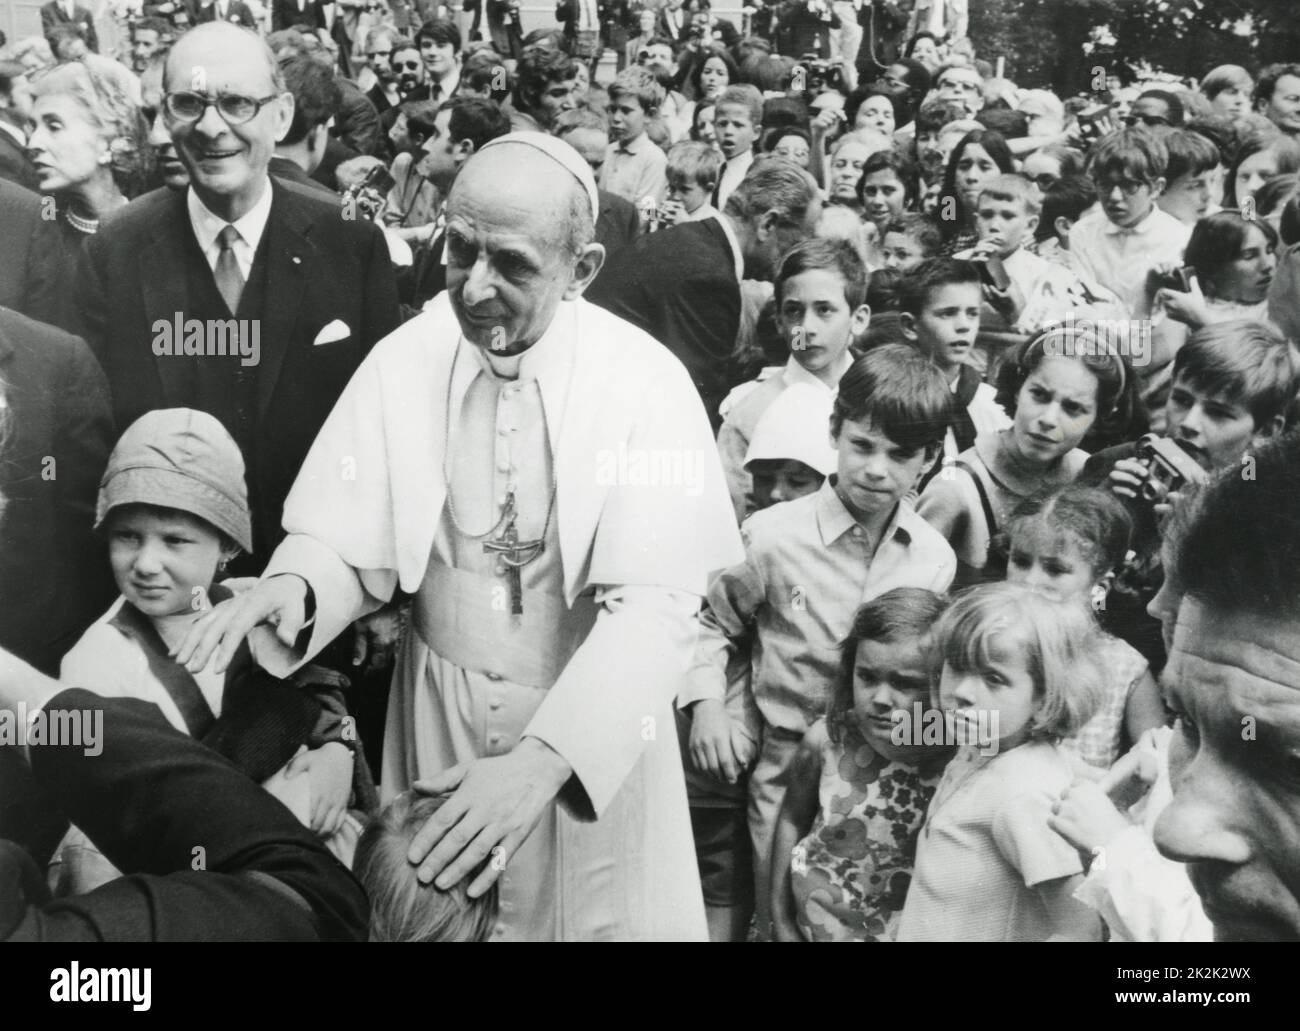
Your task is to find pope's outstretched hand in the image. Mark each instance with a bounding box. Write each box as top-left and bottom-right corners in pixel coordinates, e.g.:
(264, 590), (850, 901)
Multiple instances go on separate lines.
(172, 574), (311, 674)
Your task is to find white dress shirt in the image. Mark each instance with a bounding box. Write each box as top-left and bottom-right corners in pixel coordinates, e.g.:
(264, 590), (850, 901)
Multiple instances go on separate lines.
(186, 178), (274, 281)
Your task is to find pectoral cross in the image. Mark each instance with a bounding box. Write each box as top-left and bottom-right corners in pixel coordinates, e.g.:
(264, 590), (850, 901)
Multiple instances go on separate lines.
(483, 492), (545, 615)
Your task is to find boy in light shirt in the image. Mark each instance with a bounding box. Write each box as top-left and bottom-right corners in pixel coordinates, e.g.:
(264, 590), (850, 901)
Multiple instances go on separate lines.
(717, 238), (868, 521)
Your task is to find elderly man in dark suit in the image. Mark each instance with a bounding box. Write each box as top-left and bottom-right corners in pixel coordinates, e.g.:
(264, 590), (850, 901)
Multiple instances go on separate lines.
(75, 22), (400, 567)
(39, 0), (98, 52)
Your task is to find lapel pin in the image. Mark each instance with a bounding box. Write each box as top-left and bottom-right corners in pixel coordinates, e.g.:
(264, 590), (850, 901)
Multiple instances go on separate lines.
(292, 256), (301, 265)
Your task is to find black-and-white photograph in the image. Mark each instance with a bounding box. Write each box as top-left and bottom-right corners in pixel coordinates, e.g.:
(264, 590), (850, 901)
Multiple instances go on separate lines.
(0, 0), (1294, 967)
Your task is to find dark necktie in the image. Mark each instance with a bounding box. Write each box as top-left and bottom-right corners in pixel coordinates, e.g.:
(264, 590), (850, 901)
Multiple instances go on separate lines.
(215, 224), (245, 314)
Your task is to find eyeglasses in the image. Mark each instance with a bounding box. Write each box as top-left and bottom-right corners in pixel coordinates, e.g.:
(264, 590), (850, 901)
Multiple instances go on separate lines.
(637, 50), (652, 62)
(393, 59), (421, 71)
(1028, 173), (1057, 190)
(1094, 176), (1150, 197)
(163, 90), (279, 125)
(1123, 113), (1170, 128)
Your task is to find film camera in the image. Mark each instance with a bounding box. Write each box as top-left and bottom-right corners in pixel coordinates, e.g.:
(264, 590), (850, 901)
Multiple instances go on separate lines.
(1134, 433), (1206, 505)
(341, 164), (395, 223)
(795, 54), (844, 97)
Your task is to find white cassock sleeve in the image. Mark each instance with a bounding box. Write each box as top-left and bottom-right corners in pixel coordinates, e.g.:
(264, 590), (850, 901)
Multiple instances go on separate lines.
(524, 585), (699, 821)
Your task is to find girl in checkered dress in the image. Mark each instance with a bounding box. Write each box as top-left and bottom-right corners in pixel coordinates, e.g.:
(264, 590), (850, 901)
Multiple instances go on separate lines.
(1002, 483), (1166, 770)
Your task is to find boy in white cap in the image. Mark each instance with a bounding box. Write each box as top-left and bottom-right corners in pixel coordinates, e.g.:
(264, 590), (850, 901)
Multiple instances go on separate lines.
(54, 409), (370, 892)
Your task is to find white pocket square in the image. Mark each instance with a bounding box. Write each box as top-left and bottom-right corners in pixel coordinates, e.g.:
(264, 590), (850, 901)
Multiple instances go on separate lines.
(313, 319), (351, 346)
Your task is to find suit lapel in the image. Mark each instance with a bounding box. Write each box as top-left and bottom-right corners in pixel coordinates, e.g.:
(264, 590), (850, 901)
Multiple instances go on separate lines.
(142, 191), (200, 404)
(255, 181), (312, 420)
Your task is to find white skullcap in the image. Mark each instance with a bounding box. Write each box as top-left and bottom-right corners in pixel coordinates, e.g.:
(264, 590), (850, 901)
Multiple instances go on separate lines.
(744, 383), (838, 477)
(477, 131), (600, 223)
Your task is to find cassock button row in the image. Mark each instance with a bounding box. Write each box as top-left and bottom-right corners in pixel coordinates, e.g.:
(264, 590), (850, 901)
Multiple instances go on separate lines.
(489, 733), (503, 747)
(486, 672), (502, 681)
(489, 698), (502, 711)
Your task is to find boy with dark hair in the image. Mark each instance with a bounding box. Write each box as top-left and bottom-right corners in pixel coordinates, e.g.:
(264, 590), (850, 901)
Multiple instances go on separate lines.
(1156, 128), (1221, 226)
(1069, 128), (1192, 320)
(717, 237), (868, 521)
(272, 55), (344, 191)
(682, 343), (956, 939)
(898, 257), (1011, 466)
(1082, 319), (1299, 667)
(881, 212), (942, 273)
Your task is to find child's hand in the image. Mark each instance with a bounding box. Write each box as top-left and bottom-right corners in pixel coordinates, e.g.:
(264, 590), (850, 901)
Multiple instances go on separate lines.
(287, 742), (354, 837)
(1106, 456), (1149, 500)
(1100, 728), (1163, 812)
(689, 699), (744, 784)
(1153, 488), (1188, 532)
(1048, 779), (1129, 859)
(729, 720), (757, 771)
(1156, 279), (1209, 329)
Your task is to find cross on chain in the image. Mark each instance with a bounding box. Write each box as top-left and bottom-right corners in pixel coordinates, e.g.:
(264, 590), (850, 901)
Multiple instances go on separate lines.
(483, 491), (545, 615)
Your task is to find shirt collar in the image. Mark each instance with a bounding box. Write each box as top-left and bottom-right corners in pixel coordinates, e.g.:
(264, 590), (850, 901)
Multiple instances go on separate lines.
(1103, 206), (1160, 236)
(186, 177), (274, 256)
(725, 150), (754, 175)
(814, 477), (913, 547)
(0, 120), (24, 146)
(616, 131), (647, 154)
(784, 351), (850, 390)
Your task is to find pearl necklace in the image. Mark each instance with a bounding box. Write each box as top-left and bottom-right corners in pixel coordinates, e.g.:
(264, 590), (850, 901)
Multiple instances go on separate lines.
(64, 206), (100, 235)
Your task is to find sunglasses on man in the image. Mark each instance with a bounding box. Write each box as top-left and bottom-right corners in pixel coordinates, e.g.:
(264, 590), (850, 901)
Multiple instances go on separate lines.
(1122, 113), (1170, 128)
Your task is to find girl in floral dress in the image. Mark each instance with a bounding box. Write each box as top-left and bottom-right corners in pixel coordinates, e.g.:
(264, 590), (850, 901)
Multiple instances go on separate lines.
(770, 588), (952, 941)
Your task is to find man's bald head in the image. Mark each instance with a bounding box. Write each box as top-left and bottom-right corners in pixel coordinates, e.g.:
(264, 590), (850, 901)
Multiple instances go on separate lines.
(164, 23), (283, 95)
(456, 140), (595, 257)
(444, 143), (605, 354)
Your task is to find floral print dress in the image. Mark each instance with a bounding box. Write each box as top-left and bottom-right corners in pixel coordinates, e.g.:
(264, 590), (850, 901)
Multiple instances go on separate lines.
(791, 719), (945, 941)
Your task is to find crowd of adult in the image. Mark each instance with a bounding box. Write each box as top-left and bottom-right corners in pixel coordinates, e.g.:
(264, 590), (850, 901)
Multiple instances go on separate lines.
(0, 0), (1299, 944)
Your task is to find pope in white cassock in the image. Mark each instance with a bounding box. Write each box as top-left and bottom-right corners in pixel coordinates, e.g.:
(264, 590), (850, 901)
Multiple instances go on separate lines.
(176, 133), (745, 941)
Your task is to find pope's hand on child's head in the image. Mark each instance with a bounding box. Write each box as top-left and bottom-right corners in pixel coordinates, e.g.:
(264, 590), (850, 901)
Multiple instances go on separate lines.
(1048, 779), (1130, 858)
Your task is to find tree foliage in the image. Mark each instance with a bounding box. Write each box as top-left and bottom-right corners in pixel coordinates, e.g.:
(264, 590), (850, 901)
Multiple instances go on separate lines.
(968, 0), (1300, 95)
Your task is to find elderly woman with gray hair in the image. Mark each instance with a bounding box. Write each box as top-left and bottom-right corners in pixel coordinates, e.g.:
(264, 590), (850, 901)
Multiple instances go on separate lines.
(24, 57), (150, 333)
